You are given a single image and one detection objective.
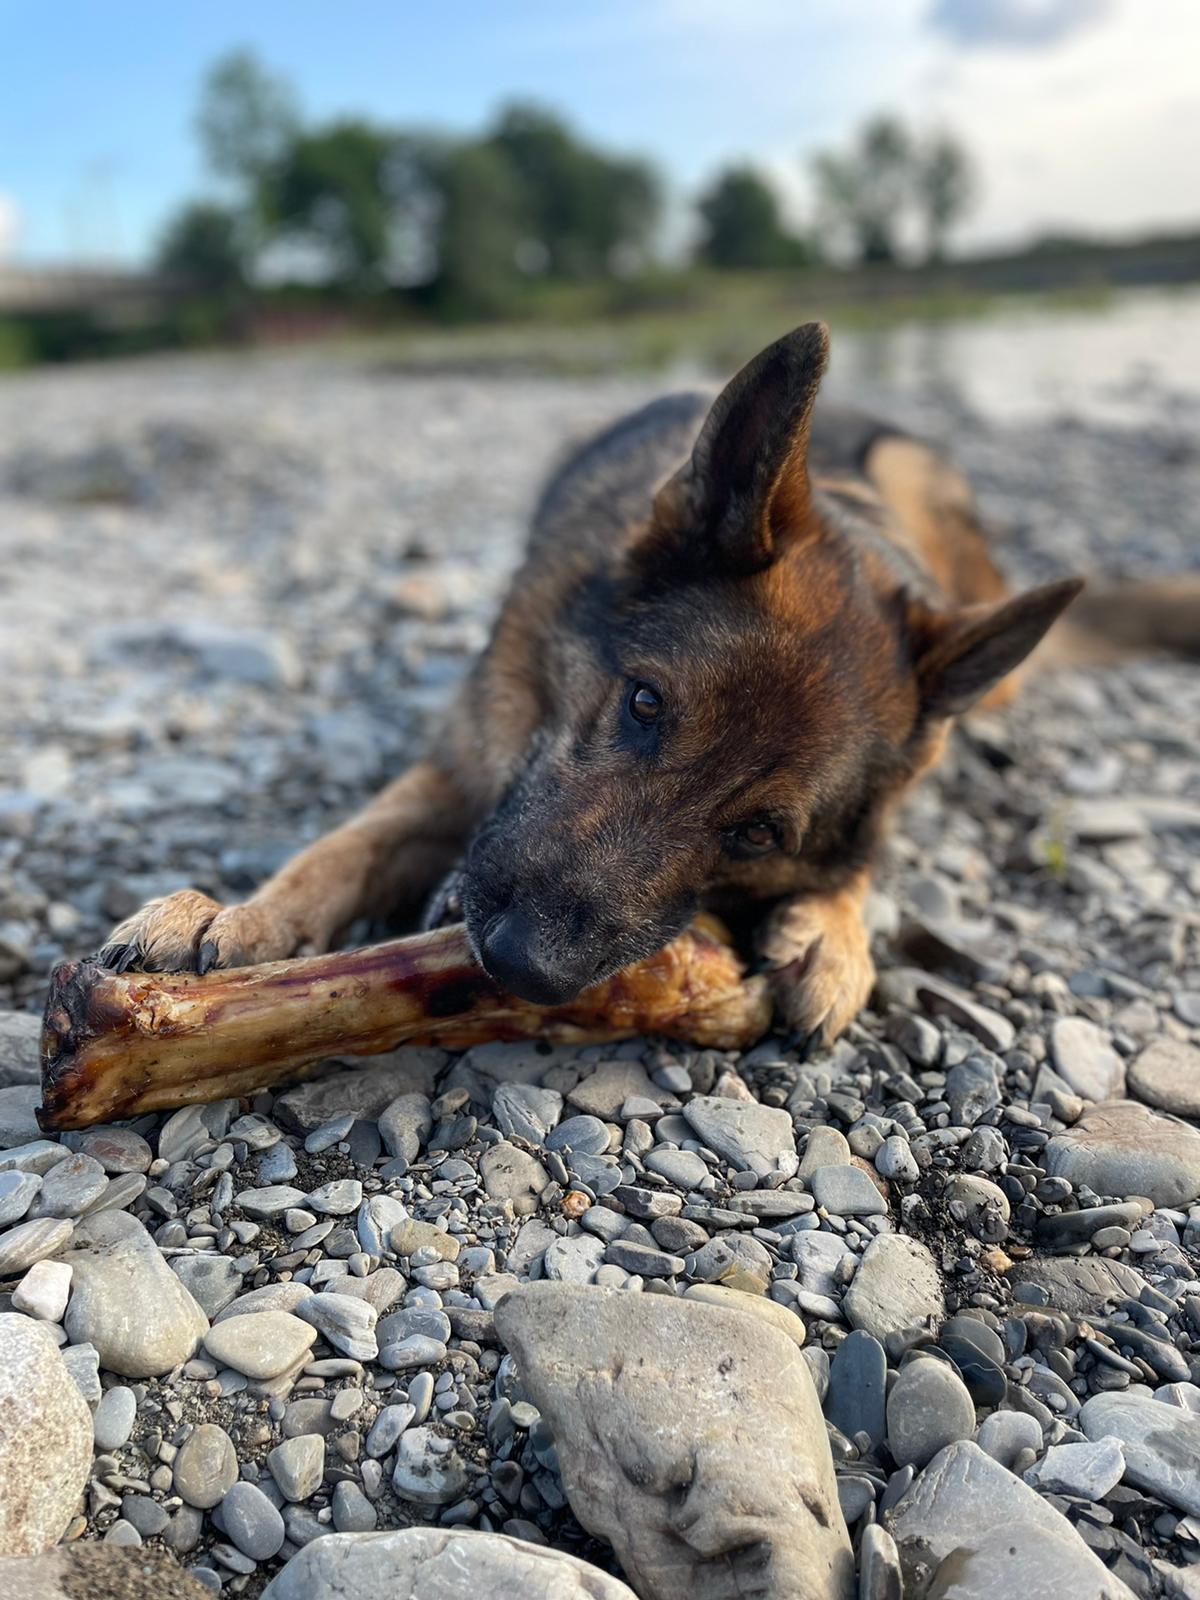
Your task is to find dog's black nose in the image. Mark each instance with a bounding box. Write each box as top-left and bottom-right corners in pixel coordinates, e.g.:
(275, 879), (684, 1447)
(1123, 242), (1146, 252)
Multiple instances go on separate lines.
(478, 907), (580, 1006)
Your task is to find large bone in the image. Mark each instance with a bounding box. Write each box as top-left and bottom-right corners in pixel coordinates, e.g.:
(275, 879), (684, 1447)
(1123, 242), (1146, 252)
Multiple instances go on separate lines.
(38, 920), (771, 1131)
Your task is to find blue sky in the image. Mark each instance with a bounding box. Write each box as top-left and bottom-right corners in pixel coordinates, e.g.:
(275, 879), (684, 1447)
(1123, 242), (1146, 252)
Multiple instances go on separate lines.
(2, 0), (1197, 264)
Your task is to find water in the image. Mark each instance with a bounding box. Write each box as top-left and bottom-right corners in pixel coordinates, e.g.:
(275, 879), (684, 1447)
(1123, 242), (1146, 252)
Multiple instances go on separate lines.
(828, 287), (1200, 426)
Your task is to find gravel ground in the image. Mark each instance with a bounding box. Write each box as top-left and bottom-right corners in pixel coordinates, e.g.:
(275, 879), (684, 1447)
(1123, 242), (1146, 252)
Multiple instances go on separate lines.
(0, 348), (1198, 1600)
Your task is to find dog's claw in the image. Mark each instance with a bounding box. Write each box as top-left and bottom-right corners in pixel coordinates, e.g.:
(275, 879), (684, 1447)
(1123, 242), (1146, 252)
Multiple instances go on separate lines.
(794, 1023), (826, 1062)
(196, 940), (219, 976)
(96, 942), (139, 974)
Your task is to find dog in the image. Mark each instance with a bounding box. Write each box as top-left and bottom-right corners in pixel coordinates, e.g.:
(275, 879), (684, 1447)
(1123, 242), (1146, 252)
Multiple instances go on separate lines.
(97, 321), (1117, 1044)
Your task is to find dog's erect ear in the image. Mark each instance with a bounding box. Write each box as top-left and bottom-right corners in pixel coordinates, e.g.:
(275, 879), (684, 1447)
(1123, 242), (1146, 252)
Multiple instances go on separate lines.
(652, 322), (830, 574)
(910, 577), (1084, 717)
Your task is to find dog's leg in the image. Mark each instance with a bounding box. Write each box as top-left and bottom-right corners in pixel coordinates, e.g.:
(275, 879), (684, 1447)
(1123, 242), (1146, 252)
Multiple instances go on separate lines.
(99, 762), (471, 973)
(758, 871), (875, 1045)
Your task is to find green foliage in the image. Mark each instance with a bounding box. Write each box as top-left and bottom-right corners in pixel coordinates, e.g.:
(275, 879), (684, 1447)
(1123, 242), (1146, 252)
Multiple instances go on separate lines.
(196, 49), (299, 186)
(917, 133), (975, 263)
(262, 118), (397, 289)
(487, 102), (661, 279)
(0, 317), (35, 370)
(429, 140), (529, 320)
(157, 201), (247, 292)
(814, 116), (974, 266)
(696, 166), (805, 269)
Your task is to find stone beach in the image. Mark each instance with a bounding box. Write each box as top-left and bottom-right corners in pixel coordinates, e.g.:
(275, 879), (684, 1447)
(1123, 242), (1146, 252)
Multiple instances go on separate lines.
(0, 347), (1198, 1597)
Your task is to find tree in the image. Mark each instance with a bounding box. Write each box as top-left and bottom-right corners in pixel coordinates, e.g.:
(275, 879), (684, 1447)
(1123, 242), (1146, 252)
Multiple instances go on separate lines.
(487, 103), (661, 278)
(916, 132), (974, 263)
(196, 50), (299, 187)
(812, 116), (977, 267)
(430, 140), (528, 320)
(813, 115), (913, 265)
(696, 166), (801, 269)
(262, 119), (397, 290)
(157, 201), (246, 292)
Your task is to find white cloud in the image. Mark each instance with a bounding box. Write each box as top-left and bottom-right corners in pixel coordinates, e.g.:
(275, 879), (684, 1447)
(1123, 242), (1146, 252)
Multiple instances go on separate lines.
(707, 0), (1200, 253)
(0, 195), (20, 260)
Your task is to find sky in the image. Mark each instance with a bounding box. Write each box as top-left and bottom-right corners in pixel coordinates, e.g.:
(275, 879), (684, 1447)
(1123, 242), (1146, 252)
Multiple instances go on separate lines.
(1, 0), (1197, 265)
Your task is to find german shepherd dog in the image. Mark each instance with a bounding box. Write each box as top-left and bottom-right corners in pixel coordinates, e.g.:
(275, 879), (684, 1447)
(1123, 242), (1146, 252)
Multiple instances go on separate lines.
(98, 322), (1099, 1043)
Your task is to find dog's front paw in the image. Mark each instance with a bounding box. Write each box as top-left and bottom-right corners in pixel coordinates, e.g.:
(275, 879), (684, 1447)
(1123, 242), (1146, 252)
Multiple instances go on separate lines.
(98, 890), (301, 974)
(761, 895), (875, 1046)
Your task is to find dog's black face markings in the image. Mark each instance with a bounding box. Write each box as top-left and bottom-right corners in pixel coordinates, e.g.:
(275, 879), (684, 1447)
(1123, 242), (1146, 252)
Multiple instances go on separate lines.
(461, 562), (898, 1005)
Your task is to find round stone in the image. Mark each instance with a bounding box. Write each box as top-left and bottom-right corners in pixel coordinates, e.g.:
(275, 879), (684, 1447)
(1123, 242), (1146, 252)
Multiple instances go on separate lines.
(61, 1211), (209, 1379)
(1127, 1038), (1200, 1118)
(79, 1127), (153, 1174)
(173, 1423), (238, 1509)
(1044, 1100), (1200, 1209)
(203, 1311), (317, 1380)
(0, 1169), (41, 1226)
(92, 1385), (138, 1452)
(268, 1434), (326, 1501)
(887, 1356), (977, 1468)
(11, 1259), (72, 1322)
(1050, 1017), (1126, 1102)
(220, 1480), (285, 1560)
(0, 1314), (93, 1556)
(30, 1152), (108, 1218)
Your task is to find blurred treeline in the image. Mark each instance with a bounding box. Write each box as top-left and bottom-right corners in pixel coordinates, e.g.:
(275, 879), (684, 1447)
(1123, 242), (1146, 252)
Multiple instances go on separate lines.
(4, 50), (1197, 368)
(158, 51), (973, 324)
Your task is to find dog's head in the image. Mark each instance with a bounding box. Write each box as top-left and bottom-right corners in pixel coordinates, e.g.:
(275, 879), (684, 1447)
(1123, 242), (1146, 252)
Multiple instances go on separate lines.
(463, 323), (1081, 1004)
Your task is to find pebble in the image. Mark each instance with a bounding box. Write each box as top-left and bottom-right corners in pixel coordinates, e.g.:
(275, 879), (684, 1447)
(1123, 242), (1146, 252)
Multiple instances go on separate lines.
(203, 1312), (317, 1380)
(1127, 1037), (1200, 1118)
(1050, 1016), (1127, 1101)
(391, 1426), (468, 1505)
(887, 1356), (977, 1468)
(976, 1409), (1043, 1469)
(219, 1479), (286, 1560)
(491, 1083), (563, 1144)
(332, 1480), (377, 1532)
(170, 1254), (244, 1319)
(306, 1178), (363, 1216)
(61, 1211), (208, 1378)
(0, 1216), (74, 1274)
(1044, 1100), (1200, 1208)
(682, 1095), (798, 1180)
(875, 1136), (919, 1183)
(544, 1234), (605, 1284)
(29, 1152), (108, 1217)
(1079, 1392), (1200, 1515)
(78, 1126), (152, 1174)
(605, 1240), (683, 1278)
(11, 1258), (72, 1321)
(294, 1293), (378, 1361)
(945, 1173), (1011, 1241)
(798, 1125), (852, 1183)
(479, 1142), (551, 1215)
(843, 1234), (944, 1339)
(0, 1314), (92, 1556)
(1025, 1436), (1126, 1498)
(0, 1168), (41, 1225)
(643, 1147), (709, 1189)
(268, 1434), (326, 1501)
(826, 1329), (887, 1450)
(378, 1094), (433, 1163)
(173, 1422), (239, 1509)
(545, 1114), (611, 1156)
(810, 1164), (887, 1218)
(91, 1385), (137, 1452)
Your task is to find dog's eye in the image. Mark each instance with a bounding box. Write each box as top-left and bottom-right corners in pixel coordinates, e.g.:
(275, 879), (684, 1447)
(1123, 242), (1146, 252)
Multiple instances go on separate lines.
(628, 683), (662, 725)
(726, 819), (781, 857)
